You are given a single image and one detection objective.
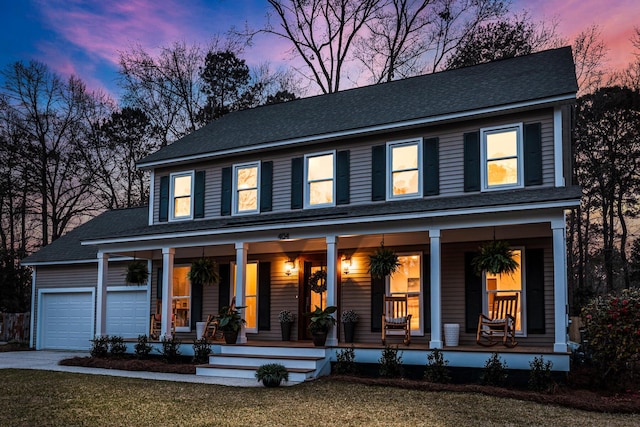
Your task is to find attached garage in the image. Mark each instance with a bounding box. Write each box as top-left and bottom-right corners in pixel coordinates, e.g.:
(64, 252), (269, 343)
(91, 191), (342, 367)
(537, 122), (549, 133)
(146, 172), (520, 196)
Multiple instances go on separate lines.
(106, 287), (149, 338)
(38, 289), (95, 350)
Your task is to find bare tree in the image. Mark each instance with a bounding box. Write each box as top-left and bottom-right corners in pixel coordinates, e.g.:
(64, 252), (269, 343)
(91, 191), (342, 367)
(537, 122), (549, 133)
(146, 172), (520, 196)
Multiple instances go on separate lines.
(572, 25), (608, 95)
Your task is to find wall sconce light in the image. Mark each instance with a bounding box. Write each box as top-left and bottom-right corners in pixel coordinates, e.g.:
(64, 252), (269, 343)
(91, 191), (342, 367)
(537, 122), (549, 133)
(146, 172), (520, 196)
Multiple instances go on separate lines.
(284, 258), (297, 276)
(342, 256), (352, 275)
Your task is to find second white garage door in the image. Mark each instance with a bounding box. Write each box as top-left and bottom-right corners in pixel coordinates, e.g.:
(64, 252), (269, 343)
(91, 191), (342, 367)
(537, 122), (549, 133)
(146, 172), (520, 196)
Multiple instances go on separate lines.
(106, 288), (148, 338)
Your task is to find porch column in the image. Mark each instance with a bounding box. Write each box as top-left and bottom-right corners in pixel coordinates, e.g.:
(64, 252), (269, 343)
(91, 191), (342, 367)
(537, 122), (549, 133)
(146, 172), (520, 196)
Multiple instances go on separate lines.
(429, 230), (443, 349)
(161, 247), (175, 339)
(325, 235), (339, 346)
(95, 251), (109, 337)
(235, 242), (248, 344)
(552, 217), (569, 352)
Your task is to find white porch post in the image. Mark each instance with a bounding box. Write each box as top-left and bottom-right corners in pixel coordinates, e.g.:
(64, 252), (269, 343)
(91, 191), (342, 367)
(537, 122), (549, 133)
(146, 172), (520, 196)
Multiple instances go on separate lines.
(429, 229), (443, 349)
(95, 252), (109, 337)
(326, 235), (338, 346)
(552, 217), (569, 352)
(235, 242), (248, 344)
(161, 248), (175, 339)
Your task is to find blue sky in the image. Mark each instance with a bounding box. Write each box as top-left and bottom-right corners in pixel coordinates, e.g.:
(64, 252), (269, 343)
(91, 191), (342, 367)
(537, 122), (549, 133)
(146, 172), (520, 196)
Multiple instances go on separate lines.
(1, 0), (638, 98)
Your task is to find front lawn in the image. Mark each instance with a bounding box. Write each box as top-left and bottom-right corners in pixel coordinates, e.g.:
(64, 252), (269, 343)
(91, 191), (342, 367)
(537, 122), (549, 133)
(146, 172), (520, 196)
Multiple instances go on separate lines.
(0, 369), (638, 427)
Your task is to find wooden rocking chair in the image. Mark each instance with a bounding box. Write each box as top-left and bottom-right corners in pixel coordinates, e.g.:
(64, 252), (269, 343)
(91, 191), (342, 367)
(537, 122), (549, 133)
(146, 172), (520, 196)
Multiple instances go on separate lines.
(476, 294), (518, 347)
(201, 314), (224, 342)
(149, 313), (175, 340)
(382, 295), (412, 345)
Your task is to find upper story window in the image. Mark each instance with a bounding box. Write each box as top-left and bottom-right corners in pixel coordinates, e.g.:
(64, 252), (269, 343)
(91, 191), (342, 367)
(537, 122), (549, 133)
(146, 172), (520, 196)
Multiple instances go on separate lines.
(481, 124), (523, 190)
(387, 139), (422, 199)
(170, 171), (194, 221)
(233, 162), (260, 215)
(305, 152), (335, 208)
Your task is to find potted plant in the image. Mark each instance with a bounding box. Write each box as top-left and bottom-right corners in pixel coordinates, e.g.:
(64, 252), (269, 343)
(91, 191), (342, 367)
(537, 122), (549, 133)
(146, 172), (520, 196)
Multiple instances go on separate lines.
(341, 310), (359, 343)
(125, 260), (149, 285)
(472, 240), (519, 276)
(278, 310), (295, 341)
(217, 304), (246, 344)
(368, 246), (401, 279)
(306, 305), (337, 346)
(187, 257), (219, 286)
(255, 363), (289, 387)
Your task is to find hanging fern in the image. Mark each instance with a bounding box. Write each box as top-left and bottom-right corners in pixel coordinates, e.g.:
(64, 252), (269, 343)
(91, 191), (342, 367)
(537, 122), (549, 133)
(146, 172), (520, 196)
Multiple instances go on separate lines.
(472, 240), (519, 276)
(187, 257), (220, 286)
(126, 260), (149, 285)
(368, 246), (401, 279)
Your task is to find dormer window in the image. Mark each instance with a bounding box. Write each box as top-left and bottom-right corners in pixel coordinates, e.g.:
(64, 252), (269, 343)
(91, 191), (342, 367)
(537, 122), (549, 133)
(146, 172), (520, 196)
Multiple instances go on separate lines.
(170, 172), (194, 221)
(233, 162), (260, 215)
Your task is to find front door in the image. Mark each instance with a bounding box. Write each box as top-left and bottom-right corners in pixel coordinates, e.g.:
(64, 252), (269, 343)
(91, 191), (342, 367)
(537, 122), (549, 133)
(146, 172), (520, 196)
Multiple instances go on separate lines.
(298, 255), (327, 340)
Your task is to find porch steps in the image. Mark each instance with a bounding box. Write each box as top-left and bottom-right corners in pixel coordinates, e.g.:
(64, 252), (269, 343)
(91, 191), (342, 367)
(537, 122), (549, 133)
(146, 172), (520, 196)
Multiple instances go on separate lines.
(196, 344), (331, 384)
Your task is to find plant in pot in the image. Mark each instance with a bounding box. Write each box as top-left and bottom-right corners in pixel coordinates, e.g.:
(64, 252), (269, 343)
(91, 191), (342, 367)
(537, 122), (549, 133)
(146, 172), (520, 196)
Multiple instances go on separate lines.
(471, 240), (519, 276)
(217, 303), (246, 344)
(125, 260), (149, 285)
(255, 363), (289, 387)
(341, 310), (359, 343)
(306, 305), (337, 346)
(278, 310), (295, 341)
(368, 245), (401, 279)
(187, 257), (219, 286)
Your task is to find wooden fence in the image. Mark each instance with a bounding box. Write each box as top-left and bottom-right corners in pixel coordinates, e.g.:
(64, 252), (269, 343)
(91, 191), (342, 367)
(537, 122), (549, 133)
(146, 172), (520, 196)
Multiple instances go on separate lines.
(0, 312), (30, 342)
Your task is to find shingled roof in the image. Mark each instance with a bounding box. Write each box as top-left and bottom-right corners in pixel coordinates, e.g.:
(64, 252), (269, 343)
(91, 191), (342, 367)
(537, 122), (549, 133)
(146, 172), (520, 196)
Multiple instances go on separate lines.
(139, 47), (577, 167)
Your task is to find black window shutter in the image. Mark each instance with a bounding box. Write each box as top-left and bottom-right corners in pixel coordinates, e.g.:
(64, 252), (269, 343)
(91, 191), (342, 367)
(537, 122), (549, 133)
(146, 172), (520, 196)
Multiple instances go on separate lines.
(221, 167), (232, 216)
(156, 268), (163, 300)
(158, 176), (169, 222)
(526, 248), (546, 334)
(191, 281), (203, 329)
(463, 131), (481, 192)
(291, 157), (304, 209)
(194, 171), (205, 218)
(524, 123), (543, 186)
(423, 137), (439, 196)
(336, 150), (350, 205)
(258, 262), (271, 331)
(371, 276), (385, 332)
(464, 252), (483, 333)
(422, 254), (431, 333)
(260, 161), (273, 212)
(218, 263), (231, 311)
(371, 145), (386, 201)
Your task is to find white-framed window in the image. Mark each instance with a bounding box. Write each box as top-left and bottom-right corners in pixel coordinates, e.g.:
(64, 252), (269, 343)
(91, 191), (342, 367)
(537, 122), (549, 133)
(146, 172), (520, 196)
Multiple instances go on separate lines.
(232, 261), (259, 334)
(483, 247), (526, 335)
(305, 151), (335, 208)
(387, 139), (422, 199)
(481, 124), (523, 190)
(387, 252), (423, 335)
(169, 171), (194, 221)
(233, 162), (260, 215)
(172, 265), (192, 333)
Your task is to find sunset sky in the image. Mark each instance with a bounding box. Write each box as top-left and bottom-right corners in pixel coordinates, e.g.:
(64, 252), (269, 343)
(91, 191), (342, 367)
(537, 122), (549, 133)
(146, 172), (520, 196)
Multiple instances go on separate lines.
(1, 0), (638, 97)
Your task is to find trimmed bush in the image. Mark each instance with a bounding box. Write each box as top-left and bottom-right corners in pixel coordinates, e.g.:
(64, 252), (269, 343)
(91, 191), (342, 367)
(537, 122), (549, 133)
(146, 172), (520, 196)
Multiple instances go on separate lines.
(192, 338), (212, 364)
(159, 336), (182, 363)
(134, 335), (153, 359)
(334, 346), (357, 375)
(379, 345), (403, 378)
(424, 349), (451, 384)
(528, 356), (554, 393)
(90, 336), (110, 358)
(482, 353), (508, 386)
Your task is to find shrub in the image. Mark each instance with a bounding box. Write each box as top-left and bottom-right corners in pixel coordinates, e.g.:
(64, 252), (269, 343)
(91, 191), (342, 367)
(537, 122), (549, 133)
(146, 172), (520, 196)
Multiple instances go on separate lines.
(424, 349), (451, 384)
(134, 335), (153, 359)
(334, 346), (357, 375)
(255, 363), (289, 387)
(108, 336), (127, 356)
(379, 345), (403, 378)
(581, 288), (640, 384)
(192, 338), (212, 364)
(482, 353), (508, 386)
(159, 336), (182, 363)
(528, 356), (554, 393)
(90, 336), (110, 358)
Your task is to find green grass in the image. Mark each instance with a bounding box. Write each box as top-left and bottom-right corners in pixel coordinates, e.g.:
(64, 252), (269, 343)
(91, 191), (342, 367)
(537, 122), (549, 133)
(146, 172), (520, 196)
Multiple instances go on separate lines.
(0, 369), (638, 427)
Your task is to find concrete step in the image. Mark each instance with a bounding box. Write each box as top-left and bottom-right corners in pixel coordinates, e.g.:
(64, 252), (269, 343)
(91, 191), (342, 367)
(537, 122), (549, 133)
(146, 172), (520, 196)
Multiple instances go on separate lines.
(209, 353), (324, 370)
(196, 364), (313, 384)
(218, 344), (328, 358)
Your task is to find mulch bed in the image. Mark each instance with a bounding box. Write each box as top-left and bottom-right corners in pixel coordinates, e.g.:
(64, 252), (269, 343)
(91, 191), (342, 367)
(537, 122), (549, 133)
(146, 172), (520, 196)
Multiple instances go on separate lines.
(58, 356), (640, 414)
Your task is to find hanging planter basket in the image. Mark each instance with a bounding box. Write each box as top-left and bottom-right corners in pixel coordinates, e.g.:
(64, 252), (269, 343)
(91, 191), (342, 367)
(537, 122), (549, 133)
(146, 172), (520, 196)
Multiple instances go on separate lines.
(125, 260), (149, 285)
(368, 246), (401, 279)
(472, 240), (519, 276)
(187, 257), (219, 287)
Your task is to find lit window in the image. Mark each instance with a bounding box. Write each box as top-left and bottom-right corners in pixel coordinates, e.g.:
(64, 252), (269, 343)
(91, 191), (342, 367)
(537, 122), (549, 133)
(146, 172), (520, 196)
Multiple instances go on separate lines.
(388, 139), (422, 199)
(484, 249), (524, 333)
(233, 162), (260, 214)
(388, 253), (422, 334)
(305, 152), (335, 207)
(170, 172), (193, 220)
(172, 266), (192, 332)
(232, 262), (258, 333)
(482, 125), (523, 189)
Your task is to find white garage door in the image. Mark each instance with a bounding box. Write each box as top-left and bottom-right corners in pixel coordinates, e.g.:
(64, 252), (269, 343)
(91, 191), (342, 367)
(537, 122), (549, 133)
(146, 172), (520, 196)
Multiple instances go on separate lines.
(40, 291), (94, 350)
(106, 289), (148, 338)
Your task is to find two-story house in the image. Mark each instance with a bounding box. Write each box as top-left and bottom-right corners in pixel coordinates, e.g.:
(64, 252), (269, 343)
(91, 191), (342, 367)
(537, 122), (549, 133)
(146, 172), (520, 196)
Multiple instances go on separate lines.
(23, 47), (580, 380)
